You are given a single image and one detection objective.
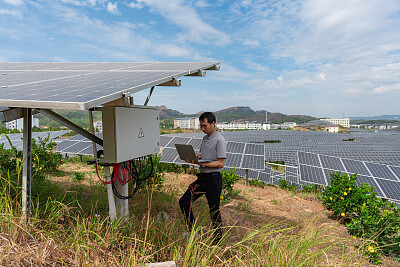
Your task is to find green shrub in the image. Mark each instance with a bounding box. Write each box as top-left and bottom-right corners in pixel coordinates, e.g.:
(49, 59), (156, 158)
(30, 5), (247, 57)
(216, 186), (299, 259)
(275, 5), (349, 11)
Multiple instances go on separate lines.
(278, 179), (297, 191)
(319, 171), (377, 219)
(319, 171), (400, 264)
(72, 171), (85, 181)
(221, 167), (240, 202)
(302, 184), (314, 193)
(249, 178), (265, 188)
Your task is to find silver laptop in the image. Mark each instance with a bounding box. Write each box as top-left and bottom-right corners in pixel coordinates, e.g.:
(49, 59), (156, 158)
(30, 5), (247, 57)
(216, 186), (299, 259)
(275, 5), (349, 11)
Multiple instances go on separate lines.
(175, 144), (209, 163)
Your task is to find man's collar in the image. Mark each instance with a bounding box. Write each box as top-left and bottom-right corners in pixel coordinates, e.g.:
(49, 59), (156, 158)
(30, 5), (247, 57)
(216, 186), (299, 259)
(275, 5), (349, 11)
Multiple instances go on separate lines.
(207, 130), (218, 139)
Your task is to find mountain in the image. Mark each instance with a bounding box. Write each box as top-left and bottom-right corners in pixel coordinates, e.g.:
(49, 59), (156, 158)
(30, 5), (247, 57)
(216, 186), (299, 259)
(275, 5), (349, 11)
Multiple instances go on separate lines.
(349, 115), (400, 121)
(158, 105), (317, 128)
(214, 106), (316, 124)
(158, 105), (183, 117)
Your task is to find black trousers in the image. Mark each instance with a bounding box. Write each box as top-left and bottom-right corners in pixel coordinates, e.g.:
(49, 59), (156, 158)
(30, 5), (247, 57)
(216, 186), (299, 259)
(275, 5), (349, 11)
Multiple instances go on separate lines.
(179, 172), (223, 234)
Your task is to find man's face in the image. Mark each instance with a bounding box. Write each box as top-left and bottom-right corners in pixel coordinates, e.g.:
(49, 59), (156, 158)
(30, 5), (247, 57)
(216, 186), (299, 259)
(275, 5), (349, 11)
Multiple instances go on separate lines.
(200, 118), (215, 135)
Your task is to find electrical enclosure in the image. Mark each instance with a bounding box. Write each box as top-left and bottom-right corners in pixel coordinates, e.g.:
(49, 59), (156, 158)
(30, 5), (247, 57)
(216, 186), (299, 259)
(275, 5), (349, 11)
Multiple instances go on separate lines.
(100, 105), (160, 163)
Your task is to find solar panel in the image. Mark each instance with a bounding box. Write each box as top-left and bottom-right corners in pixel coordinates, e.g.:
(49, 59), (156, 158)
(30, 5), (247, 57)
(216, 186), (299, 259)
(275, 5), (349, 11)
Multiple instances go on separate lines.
(160, 136), (173, 147)
(167, 137), (191, 147)
(341, 158), (370, 176)
(0, 62), (219, 110)
(389, 166), (400, 180)
(244, 143), (264, 155)
(364, 162), (399, 181)
(356, 175), (385, 198)
(299, 165), (326, 185)
(225, 153), (243, 168)
(298, 151), (320, 166)
(187, 138), (202, 150)
(319, 155), (346, 172)
(226, 142), (245, 153)
(160, 147), (178, 162)
(374, 178), (400, 200)
(241, 155), (265, 170)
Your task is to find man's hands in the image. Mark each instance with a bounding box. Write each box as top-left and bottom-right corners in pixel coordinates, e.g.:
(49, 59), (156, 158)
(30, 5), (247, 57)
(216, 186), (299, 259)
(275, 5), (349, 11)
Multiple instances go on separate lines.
(184, 154), (202, 165)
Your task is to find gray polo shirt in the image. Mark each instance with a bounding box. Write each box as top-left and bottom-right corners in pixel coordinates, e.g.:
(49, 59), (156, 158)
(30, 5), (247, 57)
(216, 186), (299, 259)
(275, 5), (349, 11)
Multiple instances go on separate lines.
(199, 131), (227, 173)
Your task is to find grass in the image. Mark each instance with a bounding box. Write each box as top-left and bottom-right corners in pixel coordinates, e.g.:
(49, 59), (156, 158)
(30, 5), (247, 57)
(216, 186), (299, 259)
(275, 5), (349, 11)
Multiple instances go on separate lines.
(0, 162), (368, 266)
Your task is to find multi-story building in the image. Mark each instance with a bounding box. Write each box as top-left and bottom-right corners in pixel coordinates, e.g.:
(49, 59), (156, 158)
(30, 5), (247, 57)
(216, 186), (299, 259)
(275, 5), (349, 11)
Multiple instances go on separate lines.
(5, 117), (39, 131)
(320, 118), (350, 128)
(94, 121), (103, 132)
(173, 117), (200, 129)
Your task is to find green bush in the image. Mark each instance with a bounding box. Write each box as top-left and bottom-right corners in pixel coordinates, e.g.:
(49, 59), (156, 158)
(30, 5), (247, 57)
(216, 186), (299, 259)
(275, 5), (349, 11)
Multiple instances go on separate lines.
(319, 171), (400, 264)
(278, 179), (297, 191)
(319, 172), (377, 219)
(302, 184), (314, 193)
(72, 171), (85, 181)
(221, 167), (240, 200)
(249, 178), (264, 188)
(0, 134), (63, 183)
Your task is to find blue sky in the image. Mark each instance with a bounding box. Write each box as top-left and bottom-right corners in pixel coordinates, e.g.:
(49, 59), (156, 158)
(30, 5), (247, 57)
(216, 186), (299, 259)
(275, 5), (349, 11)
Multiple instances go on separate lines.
(1, 0), (400, 117)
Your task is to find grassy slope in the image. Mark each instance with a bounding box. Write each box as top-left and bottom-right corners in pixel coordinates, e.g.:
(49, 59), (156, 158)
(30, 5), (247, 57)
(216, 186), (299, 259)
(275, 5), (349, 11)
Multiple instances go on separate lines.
(0, 161), (397, 266)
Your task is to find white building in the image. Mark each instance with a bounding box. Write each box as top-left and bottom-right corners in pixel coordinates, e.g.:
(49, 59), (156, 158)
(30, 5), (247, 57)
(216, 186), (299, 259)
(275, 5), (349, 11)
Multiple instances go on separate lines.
(324, 126), (340, 132)
(320, 118), (350, 128)
(5, 117), (39, 131)
(174, 117), (200, 129)
(94, 121), (103, 132)
(216, 121), (296, 131)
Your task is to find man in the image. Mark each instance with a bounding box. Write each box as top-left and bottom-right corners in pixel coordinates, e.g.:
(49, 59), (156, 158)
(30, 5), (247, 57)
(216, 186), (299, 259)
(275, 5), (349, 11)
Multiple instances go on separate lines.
(179, 112), (226, 243)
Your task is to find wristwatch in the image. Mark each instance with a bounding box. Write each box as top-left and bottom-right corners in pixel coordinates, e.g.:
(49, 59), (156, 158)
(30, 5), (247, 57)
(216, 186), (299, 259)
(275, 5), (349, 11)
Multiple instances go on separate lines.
(202, 163), (206, 167)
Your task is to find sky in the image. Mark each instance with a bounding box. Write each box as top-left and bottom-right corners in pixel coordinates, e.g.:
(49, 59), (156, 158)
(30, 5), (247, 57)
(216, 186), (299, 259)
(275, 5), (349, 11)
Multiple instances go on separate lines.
(1, 0), (400, 117)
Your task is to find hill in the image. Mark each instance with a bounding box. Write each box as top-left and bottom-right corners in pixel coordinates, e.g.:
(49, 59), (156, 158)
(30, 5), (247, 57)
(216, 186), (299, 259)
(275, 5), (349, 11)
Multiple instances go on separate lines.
(350, 115), (400, 121)
(159, 105), (317, 125)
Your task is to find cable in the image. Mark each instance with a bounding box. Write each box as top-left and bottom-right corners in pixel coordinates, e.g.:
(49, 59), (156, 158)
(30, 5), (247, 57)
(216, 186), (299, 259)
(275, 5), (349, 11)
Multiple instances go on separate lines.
(112, 156), (154, 200)
(95, 163), (116, 184)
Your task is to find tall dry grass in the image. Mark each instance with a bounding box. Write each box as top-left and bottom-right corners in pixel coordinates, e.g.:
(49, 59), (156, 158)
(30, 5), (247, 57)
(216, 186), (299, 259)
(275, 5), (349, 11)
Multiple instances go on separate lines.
(0, 168), (366, 266)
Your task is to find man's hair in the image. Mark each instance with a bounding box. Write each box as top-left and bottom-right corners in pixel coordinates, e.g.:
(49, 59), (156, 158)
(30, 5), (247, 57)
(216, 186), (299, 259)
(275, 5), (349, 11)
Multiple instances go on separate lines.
(199, 112), (216, 124)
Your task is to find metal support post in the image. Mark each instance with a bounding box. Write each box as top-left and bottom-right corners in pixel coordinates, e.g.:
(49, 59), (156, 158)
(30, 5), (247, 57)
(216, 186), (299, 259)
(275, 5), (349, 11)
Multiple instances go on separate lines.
(104, 167), (117, 221)
(22, 108), (32, 219)
(245, 169), (249, 186)
(114, 168), (128, 221)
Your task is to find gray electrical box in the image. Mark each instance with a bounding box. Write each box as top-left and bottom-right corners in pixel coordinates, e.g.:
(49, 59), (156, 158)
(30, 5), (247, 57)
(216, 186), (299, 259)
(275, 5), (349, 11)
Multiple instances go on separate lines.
(100, 105), (160, 163)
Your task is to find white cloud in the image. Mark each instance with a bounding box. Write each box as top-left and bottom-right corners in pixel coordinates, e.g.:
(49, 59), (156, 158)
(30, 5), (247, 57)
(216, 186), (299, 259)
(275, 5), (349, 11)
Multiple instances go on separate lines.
(106, 2), (120, 15)
(126, 1), (144, 9)
(243, 39), (259, 47)
(135, 0), (230, 45)
(0, 8), (22, 19)
(195, 0), (210, 8)
(3, 0), (23, 6)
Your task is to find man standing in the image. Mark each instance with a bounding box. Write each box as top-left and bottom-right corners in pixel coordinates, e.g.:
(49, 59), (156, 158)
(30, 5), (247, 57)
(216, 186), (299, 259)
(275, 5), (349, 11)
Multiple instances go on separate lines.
(179, 112), (226, 244)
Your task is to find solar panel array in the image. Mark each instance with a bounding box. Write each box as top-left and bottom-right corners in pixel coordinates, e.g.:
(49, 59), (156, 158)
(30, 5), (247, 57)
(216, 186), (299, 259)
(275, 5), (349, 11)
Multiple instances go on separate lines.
(0, 130), (70, 150)
(55, 132), (103, 156)
(298, 151), (400, 201)
(170, 129), (400, 166)
(0, 62), (219, 110)
(54, 129), (400, 202)
(159, 135), (265, 171)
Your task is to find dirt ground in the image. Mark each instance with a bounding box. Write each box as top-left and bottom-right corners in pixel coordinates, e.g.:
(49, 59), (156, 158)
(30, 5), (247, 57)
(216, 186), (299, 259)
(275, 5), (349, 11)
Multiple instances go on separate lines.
(54, 164), (399, 266)
(163, 172), (400, 267)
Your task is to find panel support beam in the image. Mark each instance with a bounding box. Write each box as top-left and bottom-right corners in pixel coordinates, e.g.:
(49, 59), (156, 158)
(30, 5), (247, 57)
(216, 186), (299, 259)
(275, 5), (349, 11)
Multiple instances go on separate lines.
(36, 108), (103, 146)
(158, 77), (181, 87)
(185, 70), (206, 77)
(2, 107), (39, 123)
(22, 108), (32, 220)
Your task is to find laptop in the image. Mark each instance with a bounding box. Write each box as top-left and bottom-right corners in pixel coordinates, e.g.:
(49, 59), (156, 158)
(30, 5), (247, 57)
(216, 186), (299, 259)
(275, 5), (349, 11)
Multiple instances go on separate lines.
(175, 144), (209, 163)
